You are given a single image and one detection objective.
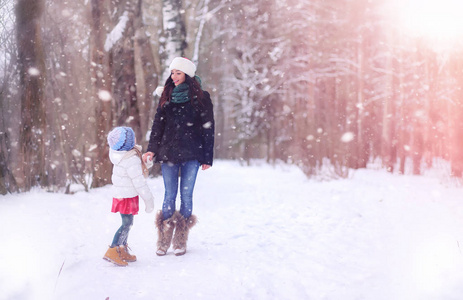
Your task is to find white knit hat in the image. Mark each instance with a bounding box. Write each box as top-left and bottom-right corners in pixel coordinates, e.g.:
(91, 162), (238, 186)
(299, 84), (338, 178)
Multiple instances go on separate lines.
(169, 57), (196, 78)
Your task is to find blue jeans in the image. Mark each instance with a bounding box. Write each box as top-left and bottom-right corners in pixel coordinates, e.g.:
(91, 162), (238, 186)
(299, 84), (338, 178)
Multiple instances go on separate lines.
(111, 214), (134, 247)
(161, 160), (200, 220)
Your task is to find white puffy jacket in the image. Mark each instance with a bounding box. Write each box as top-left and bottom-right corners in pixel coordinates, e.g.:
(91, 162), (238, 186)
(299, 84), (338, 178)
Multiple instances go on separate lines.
(109, 147), (154, 213)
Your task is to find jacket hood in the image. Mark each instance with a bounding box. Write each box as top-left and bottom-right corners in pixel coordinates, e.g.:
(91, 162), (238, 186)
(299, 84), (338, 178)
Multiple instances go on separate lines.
(109, 148), (127, 165)
(109, 145), (143, 165)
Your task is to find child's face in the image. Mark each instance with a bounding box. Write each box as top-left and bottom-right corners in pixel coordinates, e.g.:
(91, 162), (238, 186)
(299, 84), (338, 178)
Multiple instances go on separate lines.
(171, 69), (186, 86)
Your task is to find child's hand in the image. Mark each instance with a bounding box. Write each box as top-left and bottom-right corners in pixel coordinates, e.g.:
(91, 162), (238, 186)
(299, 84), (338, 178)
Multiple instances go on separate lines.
(145, 156), (154, 169)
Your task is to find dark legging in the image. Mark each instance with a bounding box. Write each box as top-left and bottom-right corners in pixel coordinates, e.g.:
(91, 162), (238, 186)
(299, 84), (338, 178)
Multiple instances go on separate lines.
(111, 214), (134, 247)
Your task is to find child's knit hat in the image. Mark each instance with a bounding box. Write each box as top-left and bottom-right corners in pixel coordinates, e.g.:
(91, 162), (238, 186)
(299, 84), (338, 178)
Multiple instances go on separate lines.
(169, 57), (196, 78)
(107, 127), (135, 151)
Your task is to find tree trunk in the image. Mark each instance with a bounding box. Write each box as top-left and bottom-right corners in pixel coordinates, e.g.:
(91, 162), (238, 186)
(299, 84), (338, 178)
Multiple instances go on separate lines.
(161, 0), (187, 80)
(411, 44), (425, 175)
(0, 59), (18, 194)
(134, 0), (158, 146)
(108, 0), (142, 142)
(90, 0), (113, 188)
(16, 0), (48, 190)
(192, 0), (209, 65)
(450, 55), (463, 177)
(412, 127), (423, 175)
(0, 127), (18, 195)
(356, 39), (368, 169)
(450, 105), (463, 177)
(381, 37), (395, 173)
(397, 51), (407, 175)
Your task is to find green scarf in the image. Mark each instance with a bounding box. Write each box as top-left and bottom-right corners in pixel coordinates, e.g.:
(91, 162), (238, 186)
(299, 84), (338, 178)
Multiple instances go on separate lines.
(170, 76), (202, 104)
(171, 83), (190, 104)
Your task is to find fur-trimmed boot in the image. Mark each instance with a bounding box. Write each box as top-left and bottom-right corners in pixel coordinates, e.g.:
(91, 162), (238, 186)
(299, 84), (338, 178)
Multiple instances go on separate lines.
(119, 245), (137, 262)
(172, 211), (197, 256)
(155, 210), (176, 256)
(103, 246), (128, 266)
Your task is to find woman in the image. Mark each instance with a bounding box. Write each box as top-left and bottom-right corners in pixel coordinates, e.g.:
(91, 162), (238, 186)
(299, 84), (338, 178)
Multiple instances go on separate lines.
(143, 57), (214, 256)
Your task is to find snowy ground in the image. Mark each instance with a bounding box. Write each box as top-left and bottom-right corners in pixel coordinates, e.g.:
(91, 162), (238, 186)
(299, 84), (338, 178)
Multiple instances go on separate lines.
(2, 160), (463, 300)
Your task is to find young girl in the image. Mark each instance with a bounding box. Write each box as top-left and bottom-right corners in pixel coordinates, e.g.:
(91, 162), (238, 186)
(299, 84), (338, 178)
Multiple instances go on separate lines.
(143, 57), (214, 256)
(103, 126), (155, 266)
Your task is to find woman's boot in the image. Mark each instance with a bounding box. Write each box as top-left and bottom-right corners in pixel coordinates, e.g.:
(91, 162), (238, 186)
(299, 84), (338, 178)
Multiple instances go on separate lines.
(155, 210), (176, 256)
(172, 211), (197, 256)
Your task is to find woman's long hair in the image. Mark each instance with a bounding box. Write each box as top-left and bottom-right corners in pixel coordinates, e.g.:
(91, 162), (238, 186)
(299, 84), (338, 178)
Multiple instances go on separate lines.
(159, 74), (204, 108)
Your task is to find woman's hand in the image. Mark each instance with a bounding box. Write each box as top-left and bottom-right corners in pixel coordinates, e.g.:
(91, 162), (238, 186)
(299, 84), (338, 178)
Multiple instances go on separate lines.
(201, 164), (211, 170)
(142, 152), (154, 163)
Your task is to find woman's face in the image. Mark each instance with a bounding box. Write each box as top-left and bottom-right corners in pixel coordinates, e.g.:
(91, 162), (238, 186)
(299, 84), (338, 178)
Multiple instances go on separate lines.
(171, 69), (186, 86)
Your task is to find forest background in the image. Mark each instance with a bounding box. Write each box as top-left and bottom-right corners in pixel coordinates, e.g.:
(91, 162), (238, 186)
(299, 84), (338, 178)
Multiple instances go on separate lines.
(2, 0), (463, 194)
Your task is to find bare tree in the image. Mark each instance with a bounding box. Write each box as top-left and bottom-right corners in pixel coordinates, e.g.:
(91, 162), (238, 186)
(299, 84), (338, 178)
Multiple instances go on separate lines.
(0, 0), (18, 194)
(0, 88), (18, 194)
(106, 0), (142, 141)
(4, 0), (463, 194)
(449, 53), (463, 177)
(134, 0), (158, 144)
(16, 0), (48, 190)
(90, 0), (113, 188)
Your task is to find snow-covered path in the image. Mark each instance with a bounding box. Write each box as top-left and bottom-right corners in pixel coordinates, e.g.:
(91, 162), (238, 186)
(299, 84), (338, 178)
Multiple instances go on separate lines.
(2, 160), (463, 300)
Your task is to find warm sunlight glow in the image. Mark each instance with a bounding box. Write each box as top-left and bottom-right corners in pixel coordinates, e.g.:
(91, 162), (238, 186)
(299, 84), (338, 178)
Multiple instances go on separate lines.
(392, 0), (463, 41)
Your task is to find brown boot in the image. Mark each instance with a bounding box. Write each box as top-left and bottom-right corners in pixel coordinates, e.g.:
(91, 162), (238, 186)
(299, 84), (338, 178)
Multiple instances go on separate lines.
(155, 210), (176, 256)
(119, 245), (137, 262)
(172, 212), (197, 256)
(103, 246), (128, 266)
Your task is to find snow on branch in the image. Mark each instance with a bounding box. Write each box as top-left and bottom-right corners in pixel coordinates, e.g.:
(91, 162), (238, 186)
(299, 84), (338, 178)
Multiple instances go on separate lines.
(104, 11), (129, 52)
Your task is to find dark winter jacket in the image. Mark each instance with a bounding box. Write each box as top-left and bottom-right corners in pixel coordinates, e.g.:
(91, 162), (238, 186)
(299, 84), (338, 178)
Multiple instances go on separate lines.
(147, 91), (215, 166)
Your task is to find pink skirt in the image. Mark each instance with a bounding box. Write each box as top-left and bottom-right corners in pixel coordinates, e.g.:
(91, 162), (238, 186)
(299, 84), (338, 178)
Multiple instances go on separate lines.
(111, 196), (139, 215)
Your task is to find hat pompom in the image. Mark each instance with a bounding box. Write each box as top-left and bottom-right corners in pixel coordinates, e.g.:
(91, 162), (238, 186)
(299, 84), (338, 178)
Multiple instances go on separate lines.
(107, 127), (135, 151)
(155, 86), (164, 97)
(169, 57), (196, 78)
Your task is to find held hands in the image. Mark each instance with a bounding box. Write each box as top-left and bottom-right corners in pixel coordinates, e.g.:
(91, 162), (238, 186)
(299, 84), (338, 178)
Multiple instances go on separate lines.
(145, 157), (153, 169)
(201, 164), (211, 170)
(142, 152), (154, 167)
(142, 152), (154, 169)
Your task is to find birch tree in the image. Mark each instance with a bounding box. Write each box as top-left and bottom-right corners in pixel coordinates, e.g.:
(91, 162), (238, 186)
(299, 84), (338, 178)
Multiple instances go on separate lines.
(160, 0), (187, 81)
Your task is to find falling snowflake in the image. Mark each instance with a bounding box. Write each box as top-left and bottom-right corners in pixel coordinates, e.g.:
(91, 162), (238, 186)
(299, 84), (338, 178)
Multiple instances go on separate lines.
(28, 67), (40, 76)
(341, 132), (354, 143)
(98, 90), (112, 102)
(283, 105), (291, 114)
(72, 149), (82, 157)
